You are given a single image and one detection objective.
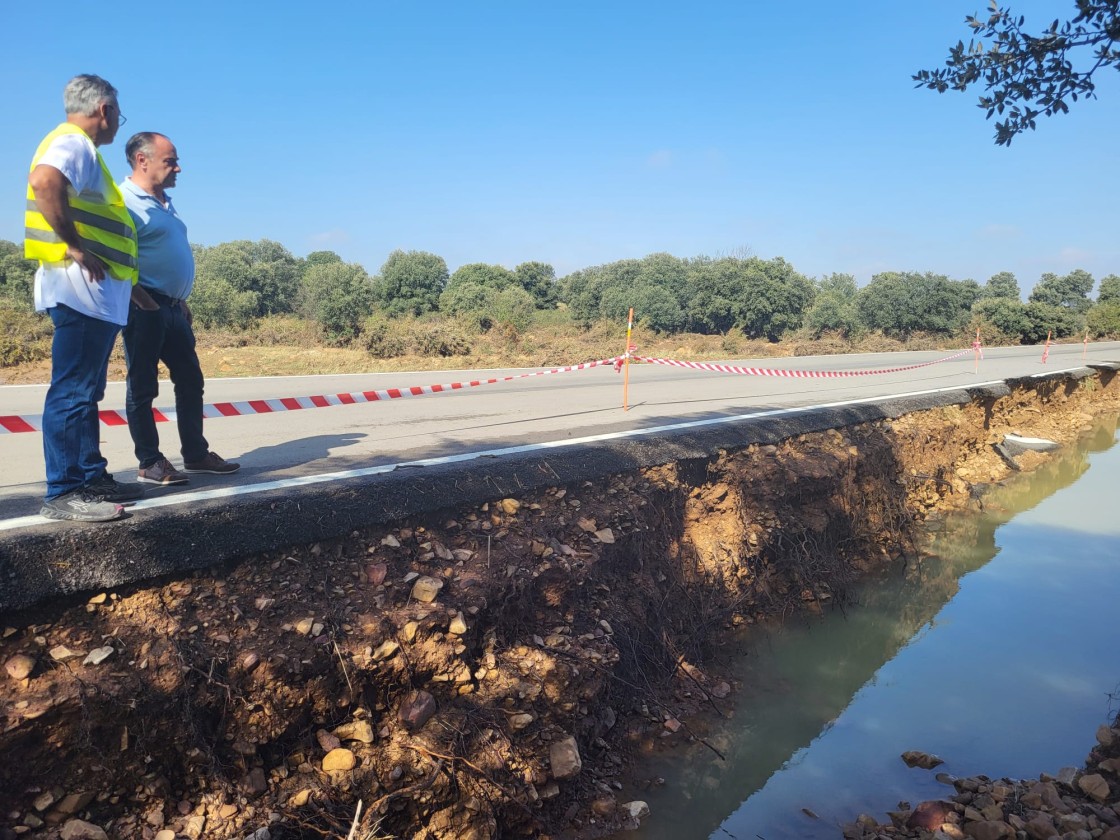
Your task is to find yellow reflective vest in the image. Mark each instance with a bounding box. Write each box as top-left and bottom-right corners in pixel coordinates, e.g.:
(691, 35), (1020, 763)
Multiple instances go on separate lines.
(25, 123), (138, 284)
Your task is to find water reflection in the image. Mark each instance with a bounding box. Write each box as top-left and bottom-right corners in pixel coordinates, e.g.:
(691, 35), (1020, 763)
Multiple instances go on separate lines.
(615, 414), (1120, 840)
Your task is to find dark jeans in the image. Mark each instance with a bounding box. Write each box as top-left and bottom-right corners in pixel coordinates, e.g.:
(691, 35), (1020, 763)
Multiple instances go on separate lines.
(42, 304), (121, 500)
(122, 294), (208, 468)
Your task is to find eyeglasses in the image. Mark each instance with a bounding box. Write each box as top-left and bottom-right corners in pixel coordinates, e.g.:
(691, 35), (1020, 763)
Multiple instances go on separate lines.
(106, 102), (127, 127)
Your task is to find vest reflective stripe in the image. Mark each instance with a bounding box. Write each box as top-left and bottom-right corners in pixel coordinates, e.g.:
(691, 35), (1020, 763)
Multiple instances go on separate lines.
(24, 123), (138, 284)
(24, 198), (137, 241)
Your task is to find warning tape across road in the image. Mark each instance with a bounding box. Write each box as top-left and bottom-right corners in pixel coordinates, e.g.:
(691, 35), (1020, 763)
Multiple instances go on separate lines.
(0, 347), (976, 435)
(625, 347), (974, 378)
(0, 357), (624, 434)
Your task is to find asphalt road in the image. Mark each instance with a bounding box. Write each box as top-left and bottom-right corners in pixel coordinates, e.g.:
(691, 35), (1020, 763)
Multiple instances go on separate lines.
(2, 341), (1117, 528)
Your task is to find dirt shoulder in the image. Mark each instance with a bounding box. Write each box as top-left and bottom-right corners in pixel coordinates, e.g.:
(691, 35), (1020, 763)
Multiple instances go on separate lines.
(1, 371), (1118, 840)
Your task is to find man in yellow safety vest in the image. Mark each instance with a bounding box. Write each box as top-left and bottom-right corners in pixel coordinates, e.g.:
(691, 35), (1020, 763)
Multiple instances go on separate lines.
(25, 74), (145, 522)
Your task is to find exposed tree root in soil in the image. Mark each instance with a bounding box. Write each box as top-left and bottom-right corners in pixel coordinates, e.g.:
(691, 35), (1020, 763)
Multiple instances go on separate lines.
(1, 373), (1118, 840)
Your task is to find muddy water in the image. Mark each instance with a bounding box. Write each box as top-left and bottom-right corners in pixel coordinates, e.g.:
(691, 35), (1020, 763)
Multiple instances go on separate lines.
(619, 414), (1120, 840)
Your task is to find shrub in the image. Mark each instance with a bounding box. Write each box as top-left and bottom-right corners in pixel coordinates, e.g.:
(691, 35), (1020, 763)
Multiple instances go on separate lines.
(1086, 302), (1120, 338)
(359, 315), (472, 358)
(0, 306), (53, 367)
(297, 261), (375, 345)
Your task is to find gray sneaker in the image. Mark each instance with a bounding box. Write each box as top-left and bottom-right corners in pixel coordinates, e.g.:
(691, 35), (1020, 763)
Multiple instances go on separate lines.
(41, 489), (124, 522)
(184, 452), (240, 475)
(137, 458), (190, 486)
(84, 472), (145, 502)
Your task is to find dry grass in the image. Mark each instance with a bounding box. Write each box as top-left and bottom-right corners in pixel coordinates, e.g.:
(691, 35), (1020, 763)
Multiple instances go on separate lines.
(0, 314), (969, 386)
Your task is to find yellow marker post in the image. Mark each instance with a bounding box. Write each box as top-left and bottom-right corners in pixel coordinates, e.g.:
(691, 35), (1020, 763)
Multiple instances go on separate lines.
(1041, 330), (1052, 364)
(1083, 330), (1089, 361)
(623, 307), (634, 411)
(973, 327), (982, 374)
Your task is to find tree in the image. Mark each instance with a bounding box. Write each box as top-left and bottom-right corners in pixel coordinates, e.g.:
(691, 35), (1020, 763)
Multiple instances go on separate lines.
(446, 263), (515, 293)
(188, 275), (259, 329)
(193, 239), (301, 318)
(297, 261), (375, 345)
(982, 271), (1021, 300)
(439, 282), (496, 330)
(1028, 269), (1094, 313)
(857, 272), (978, 337)
(733, 257), (815, 341)
(513, 261), (557, 307)
(1023, 300), (1081, 341)
(972, 296), (1031, 340)
(374, 250), (448, 317)
(915, 1), (1120, 145)
(492, 286), (536, 332)
(804, 273), (860, 338)
(1097, 274), (1120, 303)
(305, 250), (343, 268)
(600, 282), (685, 334)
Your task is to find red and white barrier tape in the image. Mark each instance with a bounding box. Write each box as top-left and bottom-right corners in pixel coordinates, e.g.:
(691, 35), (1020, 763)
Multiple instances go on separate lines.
(0, 357), (623, 434)
(0, 347), (982, 435)
(623, 348), (973, 378)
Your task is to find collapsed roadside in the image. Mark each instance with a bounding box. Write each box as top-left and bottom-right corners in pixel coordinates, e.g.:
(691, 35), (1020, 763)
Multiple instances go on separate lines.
(1, 369), (1118, 840)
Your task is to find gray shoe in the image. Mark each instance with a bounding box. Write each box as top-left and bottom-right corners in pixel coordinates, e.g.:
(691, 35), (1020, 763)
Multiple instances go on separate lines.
(137, 458), (190, 486)
(84, 472), (145, 502)
(41, 489), (124, 522)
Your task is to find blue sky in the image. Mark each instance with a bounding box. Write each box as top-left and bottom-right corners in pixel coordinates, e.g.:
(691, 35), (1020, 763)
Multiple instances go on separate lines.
(3, 0), (1117, 293)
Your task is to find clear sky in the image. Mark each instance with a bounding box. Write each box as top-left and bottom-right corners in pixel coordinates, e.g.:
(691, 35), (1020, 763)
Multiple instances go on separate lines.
(3, 0), (1117, 292)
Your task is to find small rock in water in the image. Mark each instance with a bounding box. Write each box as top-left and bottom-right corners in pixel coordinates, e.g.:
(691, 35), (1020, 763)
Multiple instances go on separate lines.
(901, 750), (944, 769)
(906, 800), (953, 829)
(1078, 773), (1110, 802)
(621, 801), (650, 821)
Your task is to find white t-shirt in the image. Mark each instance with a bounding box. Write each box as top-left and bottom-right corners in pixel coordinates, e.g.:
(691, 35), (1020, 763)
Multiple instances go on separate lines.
(32, 132), (132, 326)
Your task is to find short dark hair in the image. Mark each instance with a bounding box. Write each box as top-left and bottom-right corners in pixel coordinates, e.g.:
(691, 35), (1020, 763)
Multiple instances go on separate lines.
(124, 132), (166, 168)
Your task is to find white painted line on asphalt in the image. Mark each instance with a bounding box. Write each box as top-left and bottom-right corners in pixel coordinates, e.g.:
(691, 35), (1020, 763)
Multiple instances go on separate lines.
(2, 369), (1089, 534)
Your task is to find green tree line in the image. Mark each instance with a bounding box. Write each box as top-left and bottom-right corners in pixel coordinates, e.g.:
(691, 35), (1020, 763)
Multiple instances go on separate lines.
(2, 239), (1118, 354)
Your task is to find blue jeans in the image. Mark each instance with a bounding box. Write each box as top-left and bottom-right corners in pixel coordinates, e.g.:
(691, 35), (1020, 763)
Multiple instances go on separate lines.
(122, 296), (208, 468)
(42, 304), (121, 500)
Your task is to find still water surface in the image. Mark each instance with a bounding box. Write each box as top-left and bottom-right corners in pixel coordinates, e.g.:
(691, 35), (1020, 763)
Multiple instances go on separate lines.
(619, 415), (1120, 840)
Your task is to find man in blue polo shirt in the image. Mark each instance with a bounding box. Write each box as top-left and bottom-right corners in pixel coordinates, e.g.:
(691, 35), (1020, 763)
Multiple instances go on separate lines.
(120, 132), (239, 484)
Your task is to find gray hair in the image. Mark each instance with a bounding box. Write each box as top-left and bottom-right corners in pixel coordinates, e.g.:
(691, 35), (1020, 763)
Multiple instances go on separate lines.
(63, 74), (118, 116)
(125, 132), (166, 168)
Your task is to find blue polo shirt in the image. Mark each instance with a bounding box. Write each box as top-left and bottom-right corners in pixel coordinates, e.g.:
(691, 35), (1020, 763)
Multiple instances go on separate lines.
(119, 177), (195, 299)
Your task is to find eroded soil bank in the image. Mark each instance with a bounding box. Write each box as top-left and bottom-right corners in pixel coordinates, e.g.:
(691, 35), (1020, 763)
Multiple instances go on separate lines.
(2, 371), (1118, 840)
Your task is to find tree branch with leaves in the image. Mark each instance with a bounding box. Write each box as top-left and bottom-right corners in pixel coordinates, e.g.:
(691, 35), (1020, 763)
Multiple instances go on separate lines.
(915, 0), (1120, 145)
